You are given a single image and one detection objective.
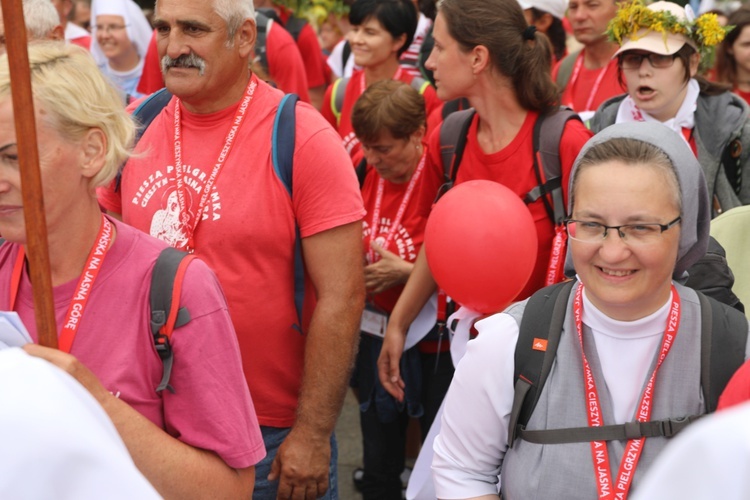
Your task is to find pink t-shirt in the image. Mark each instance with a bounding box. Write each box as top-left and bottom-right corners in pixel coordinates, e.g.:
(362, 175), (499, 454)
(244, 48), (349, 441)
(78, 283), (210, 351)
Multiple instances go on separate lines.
(322, 68), (443, 164)
(422, 111), (593, 300)
(0, 218), (264, 469)
(98, 77), (365, 427)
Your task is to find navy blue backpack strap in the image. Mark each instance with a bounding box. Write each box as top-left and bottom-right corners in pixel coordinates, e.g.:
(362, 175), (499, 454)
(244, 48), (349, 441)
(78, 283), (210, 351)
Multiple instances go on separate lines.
(272, 94), (305, 334)
(116, 88), (173, 192)
(150, 247), (195, 393)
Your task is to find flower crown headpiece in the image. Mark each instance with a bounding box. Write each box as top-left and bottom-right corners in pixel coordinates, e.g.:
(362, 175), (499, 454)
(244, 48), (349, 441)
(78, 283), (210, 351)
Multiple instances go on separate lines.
(273, 0), (350, 26)
(606, 0), (732, 55)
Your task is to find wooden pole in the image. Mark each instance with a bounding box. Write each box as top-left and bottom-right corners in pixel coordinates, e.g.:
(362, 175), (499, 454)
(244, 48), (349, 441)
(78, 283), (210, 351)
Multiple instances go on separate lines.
(1, 0), (58, 348)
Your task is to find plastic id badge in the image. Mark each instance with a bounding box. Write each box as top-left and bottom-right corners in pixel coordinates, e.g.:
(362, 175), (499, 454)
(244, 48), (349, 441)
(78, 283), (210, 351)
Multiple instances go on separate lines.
(360, 308), (388, 338)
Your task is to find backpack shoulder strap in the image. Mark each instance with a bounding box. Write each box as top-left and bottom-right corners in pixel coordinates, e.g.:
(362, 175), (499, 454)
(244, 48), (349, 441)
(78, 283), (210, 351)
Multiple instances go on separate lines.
(508, 280), (575, 447)
(438, 108), (475, 196)
(698, 291), (749, 412)
(271, 94), (305, 334)
(440, 97), (470, 120)
(150, 247), (196, 393)
(283, 16), (307, 42)
(514, 288), (750, 446)
(255, 12), (271, 76)
(409, 75), (431, 95)
(355, 157), (368, 189)
(556, 50), (581, 89)
(330, 76), (349, 126)
(117, 88), (173, 192)
(342, 41), (351, 74)
(720, 136), (743, 196)
(526, 108), (582, 225)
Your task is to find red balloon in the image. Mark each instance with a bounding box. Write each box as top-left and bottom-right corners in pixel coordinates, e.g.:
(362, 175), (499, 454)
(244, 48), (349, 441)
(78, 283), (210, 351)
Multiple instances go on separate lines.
(424, 180), (538, 314)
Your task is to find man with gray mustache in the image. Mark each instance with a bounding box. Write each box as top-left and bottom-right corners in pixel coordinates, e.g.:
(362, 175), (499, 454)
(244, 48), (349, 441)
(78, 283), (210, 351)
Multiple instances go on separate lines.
(97, 0), (366, 498)
(161, 52), (207, 75)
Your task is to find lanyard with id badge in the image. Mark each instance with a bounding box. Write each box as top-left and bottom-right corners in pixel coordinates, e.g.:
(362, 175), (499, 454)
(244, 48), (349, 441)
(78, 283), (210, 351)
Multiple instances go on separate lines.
(360, 302), (389, 339)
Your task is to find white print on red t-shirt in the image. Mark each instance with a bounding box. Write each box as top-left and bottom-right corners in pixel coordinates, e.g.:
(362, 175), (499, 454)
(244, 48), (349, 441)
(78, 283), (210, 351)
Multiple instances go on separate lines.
(128, 164), (224, 247)
(342, 131), (359, 156)
(362, 218), (417, 264)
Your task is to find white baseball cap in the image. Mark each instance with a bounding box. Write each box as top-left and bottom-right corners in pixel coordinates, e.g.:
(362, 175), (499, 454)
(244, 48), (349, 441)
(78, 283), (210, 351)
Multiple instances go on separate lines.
(517, 0), (567, 21)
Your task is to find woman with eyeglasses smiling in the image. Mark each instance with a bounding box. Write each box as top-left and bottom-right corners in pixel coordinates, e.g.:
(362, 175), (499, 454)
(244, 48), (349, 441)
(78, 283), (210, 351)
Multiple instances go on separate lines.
(590, 0), (750, 218)
(431, 121), (749, 499)
(90, 0), (153, 101)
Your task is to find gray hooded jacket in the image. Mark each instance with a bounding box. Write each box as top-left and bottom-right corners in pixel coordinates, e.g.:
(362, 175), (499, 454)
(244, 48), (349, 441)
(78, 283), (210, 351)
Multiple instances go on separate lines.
(590, 90), (750, 216)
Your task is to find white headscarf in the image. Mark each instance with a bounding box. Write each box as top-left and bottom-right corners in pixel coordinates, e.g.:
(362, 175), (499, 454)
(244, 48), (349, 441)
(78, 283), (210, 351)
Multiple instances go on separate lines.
(90, 0), (153, 69)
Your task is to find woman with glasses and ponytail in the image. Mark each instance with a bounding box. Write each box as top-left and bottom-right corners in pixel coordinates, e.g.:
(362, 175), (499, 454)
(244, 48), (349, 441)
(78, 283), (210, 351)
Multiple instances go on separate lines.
(432, 121), (749, 499)
(590, 0), (750, 217)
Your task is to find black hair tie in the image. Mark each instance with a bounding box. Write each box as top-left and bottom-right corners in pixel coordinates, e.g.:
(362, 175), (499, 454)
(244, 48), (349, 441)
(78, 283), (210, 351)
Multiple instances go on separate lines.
(523, 25), (537, 41)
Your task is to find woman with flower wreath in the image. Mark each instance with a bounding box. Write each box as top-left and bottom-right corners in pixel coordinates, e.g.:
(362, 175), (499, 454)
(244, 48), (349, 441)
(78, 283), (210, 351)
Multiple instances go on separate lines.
(590, 0), (750, 217)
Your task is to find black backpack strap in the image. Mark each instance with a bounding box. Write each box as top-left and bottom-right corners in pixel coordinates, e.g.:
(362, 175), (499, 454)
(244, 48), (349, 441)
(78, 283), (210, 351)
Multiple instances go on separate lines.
(341, 40), (351, 74)
(438, 108), (475, 198)
(355, 157), (368, 189)
(720, 137), (743, 196)
(150, 247), (195, 394)
(518, 415), (701, 444)
(440, 97), (470, 120)
(526, 108), (581, 225)
(283, 15), (307, 42)
(508, 280), (575, 447)
(698, 291), (749, 412)
(255, 12), (271, 76)
(271, 94), (305, 334)
(116, 88), (173, 192)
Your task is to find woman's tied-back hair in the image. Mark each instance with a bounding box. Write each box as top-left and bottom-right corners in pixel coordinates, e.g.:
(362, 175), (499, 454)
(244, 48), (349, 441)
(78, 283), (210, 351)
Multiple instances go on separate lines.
(716, 6), (750, 88)
(349, 0), (417, 58)
(0, 42), (135, 190)
(437, 0), (558, 113)
(351, 80), (426, 144)
(571, 137), (682, 213)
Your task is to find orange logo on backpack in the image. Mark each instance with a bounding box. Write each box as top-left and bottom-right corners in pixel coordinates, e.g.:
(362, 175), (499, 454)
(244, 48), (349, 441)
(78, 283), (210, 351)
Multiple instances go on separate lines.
(532, 338), (548, 351)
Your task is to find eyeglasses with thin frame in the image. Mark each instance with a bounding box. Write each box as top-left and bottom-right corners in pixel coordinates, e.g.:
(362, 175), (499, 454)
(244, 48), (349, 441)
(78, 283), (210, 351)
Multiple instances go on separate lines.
(565, 216), (682, 245)
(618, 52), (678, 70)
(94, 24), (129, 34)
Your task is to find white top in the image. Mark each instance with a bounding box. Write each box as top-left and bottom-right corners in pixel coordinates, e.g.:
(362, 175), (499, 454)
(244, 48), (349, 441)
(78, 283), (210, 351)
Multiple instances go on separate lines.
(326, 38), (357, 79)
(0, 348), (160, 499)
(631, 401), (750, 500)
(432, 291), (672, 498)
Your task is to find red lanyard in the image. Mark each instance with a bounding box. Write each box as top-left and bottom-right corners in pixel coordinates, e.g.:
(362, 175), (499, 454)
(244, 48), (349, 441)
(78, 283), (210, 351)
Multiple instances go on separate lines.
(359, 67), (403, 95)
(573, 284), (680, 499)
(10, 214), (114, 353)
(172, 76), (258, 253)
(367, 153), (426, 263)
(545, 224), (568, 286)
(565, 52), (610, 112)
